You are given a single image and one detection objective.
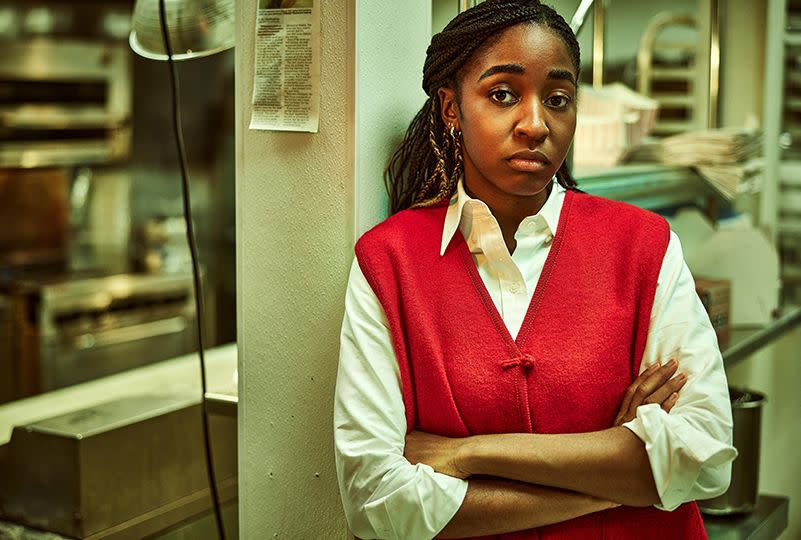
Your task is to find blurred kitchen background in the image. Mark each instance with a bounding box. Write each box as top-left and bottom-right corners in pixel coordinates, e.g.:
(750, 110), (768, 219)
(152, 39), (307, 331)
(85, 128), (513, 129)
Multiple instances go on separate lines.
(0, 2), (239, 537)
(0, 0), (235, 404)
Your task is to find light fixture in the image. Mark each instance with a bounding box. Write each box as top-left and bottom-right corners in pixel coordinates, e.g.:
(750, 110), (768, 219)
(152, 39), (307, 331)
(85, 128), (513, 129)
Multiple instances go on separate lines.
(129, 0), (234, 61)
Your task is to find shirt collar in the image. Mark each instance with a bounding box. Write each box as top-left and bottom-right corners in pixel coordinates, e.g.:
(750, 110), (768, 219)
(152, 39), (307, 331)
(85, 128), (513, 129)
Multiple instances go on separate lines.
(440, 177), (564, 256)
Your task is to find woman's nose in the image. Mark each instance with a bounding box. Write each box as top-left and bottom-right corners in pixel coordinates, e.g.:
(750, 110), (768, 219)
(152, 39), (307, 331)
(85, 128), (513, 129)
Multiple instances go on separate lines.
(514, 100), (549, 141)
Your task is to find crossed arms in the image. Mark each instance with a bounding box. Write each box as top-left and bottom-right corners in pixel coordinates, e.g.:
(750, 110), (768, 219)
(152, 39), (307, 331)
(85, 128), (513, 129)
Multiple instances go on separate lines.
(406, 361), (682, 537)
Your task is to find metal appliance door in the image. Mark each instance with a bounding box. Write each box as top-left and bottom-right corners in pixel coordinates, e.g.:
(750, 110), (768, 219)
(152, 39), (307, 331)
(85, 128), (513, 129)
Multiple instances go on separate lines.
(40, 314), (196, 390)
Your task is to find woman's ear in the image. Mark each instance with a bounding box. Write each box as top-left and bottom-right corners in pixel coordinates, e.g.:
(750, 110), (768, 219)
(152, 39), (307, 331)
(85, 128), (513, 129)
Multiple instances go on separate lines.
(438, 87), (460, 130)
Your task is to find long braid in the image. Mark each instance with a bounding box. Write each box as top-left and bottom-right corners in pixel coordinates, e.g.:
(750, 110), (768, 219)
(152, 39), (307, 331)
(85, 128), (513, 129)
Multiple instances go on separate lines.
(385, 0), (581, 214)
(416, 106), (449, 204)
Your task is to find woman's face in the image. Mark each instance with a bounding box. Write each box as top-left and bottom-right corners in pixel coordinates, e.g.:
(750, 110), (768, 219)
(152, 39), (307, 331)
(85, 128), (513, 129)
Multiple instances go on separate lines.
(439, 23), (577, 208)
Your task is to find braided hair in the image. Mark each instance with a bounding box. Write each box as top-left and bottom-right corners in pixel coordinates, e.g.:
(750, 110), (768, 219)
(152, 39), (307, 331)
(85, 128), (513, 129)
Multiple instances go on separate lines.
(385, 0), (580, 214)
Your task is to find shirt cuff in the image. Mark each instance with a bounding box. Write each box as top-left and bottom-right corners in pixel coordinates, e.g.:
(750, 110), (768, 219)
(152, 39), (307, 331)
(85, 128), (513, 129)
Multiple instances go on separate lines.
(623, 403), (738, 511)
(363, 463), (468, 540)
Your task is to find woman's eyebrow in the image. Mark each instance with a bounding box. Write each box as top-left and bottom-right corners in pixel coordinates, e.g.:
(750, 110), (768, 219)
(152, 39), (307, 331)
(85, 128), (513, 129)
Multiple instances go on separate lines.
(478, 64), (577, 87)
(478, 63), (525, 81)
(548, 68), (577, 87)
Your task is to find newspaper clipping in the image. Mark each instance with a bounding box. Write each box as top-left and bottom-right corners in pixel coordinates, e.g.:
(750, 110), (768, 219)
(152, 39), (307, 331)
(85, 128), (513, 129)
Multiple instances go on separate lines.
(250, 0), (320, 132)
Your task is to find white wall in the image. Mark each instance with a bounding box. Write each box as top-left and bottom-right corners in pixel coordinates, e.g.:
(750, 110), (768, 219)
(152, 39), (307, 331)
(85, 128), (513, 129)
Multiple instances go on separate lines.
(354, 3), (431, 236)
(235, 0), (430, 536)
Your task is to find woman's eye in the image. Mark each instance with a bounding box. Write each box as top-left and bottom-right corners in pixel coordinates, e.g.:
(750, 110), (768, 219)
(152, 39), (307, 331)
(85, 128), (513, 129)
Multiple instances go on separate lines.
(546, 94), (571, 109)
(489, 90), (517, 105)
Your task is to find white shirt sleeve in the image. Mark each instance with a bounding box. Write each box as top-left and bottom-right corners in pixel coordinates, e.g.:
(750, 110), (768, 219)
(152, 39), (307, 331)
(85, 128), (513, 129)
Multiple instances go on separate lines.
(622, 231), (738, 511)
(334, 258), (468, 540)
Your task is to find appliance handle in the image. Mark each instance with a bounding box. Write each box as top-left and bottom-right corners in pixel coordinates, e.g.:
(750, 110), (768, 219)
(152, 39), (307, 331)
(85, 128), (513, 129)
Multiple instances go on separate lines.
(70, 316), (188, 350)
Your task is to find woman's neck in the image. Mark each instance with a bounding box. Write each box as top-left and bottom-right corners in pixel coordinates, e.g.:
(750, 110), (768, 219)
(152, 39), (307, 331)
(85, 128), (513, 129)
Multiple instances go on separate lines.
(463, 180), (553, 255)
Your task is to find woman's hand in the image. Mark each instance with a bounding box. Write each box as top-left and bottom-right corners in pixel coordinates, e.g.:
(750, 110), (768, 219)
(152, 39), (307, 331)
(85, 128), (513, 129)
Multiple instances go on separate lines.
(613, 359), (687, 427)
(404, 431), (470, 479)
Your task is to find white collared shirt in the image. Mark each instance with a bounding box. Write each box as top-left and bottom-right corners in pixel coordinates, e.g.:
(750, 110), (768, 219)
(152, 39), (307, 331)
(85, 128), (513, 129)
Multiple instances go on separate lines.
(334, 180), (736, 540)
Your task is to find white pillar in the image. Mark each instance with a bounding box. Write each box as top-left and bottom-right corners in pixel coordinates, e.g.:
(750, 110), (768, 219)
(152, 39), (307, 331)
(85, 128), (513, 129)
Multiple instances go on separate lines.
(235, 0), (430, 536)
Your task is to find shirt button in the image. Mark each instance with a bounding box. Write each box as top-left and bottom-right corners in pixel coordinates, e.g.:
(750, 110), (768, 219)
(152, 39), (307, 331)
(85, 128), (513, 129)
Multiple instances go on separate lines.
(543, 235), (553, 246)
(509, 283), (520, 294)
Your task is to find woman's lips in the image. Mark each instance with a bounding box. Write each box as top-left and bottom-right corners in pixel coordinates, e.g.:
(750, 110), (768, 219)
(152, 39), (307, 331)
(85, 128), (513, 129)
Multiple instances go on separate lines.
(509, 152), (548, 172)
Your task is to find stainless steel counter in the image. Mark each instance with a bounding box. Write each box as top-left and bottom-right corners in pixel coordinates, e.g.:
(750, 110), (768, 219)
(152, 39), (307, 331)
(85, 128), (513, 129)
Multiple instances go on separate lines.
(0, 343), (236, 447)
(704, 496), (789, 540)
(0, 344), (238, 539)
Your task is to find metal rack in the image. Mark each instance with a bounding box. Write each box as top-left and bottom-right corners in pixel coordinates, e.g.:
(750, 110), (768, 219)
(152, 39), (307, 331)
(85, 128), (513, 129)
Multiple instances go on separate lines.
(780, 3), (801, 302)
(724, 305), (801, 368)
(636, 12), (704, 136)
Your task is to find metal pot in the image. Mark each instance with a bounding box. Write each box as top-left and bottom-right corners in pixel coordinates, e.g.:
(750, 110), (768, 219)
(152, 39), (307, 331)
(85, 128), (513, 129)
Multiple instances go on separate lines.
(699, 387), (766, 515)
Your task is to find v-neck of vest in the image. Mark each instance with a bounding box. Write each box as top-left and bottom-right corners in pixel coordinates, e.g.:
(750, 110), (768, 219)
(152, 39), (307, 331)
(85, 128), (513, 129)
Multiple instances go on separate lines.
(453, 189), (576, 353)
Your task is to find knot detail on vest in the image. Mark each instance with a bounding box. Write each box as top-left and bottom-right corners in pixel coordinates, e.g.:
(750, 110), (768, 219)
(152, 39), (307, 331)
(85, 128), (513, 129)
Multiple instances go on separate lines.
(501, 354), (535, 371)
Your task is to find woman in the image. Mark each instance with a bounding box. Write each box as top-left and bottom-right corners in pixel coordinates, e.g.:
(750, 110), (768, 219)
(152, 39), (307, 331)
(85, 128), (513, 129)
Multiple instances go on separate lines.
(334, 1), (736, 538)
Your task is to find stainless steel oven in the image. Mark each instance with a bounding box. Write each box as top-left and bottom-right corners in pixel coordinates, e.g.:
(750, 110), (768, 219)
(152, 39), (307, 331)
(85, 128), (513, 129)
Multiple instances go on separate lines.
(0, 272), (197, 404)
(0, 38), (132, 169)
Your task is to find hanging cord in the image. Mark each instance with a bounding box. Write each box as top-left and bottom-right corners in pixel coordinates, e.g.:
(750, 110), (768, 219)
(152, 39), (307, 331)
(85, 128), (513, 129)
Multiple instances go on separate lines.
(157, 1), (226, 538)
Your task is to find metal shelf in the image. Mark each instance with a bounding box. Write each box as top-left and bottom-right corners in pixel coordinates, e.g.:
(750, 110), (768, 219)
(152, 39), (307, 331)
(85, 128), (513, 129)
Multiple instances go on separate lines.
(723, 306), (801, 368)
(575, 164), (714, 210)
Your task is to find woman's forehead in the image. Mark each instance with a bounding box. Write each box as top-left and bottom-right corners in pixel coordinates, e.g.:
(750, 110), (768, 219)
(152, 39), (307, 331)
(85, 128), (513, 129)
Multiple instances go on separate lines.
(464, 23), (575, 79)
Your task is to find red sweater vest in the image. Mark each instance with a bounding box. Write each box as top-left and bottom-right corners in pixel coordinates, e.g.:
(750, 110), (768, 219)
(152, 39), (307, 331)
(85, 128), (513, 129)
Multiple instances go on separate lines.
(355, 190), (707, 540)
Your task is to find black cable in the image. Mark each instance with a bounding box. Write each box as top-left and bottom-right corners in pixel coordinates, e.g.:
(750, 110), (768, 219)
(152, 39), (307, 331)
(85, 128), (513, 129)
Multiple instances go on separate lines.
(157, 1), (226, 538)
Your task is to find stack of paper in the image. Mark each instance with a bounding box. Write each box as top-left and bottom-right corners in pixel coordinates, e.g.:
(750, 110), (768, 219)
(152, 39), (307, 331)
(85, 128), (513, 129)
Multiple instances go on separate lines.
(660, 127), (762, 166)
(695, 158), (764, 200)
(624, 128), (763, 200)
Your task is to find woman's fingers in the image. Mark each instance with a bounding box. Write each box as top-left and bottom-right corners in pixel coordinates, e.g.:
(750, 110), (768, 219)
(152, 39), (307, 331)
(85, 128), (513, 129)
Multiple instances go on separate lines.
(615, 361), (660, 425)
(614, 359), (684, 426)
(623, 359), (678, 421)
(661, 392), (680, 413)
(634, 359), (679, 401)
(626, 360), (677, 415)
(644, 372), (687, 407)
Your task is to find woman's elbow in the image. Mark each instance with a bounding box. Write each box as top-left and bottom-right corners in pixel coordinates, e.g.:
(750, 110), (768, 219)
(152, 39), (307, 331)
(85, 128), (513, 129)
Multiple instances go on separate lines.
(336, 483), (379, 539)
(698, 460), (733, 501)
(624, 483), (663, 508)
